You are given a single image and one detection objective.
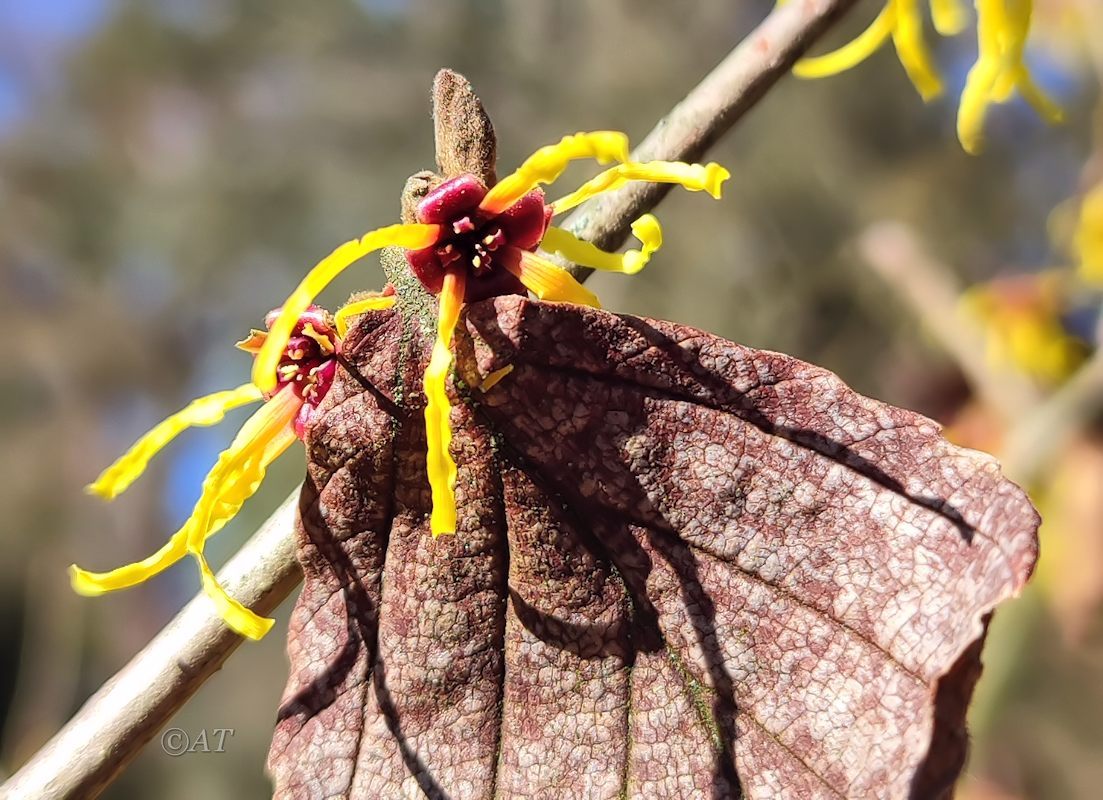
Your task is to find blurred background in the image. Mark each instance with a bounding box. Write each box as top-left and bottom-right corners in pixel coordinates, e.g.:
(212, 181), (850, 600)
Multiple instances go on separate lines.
(0, 1), (1100, 797)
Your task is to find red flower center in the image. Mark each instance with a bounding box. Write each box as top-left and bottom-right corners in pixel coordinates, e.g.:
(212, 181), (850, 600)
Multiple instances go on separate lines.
(262, 306), (339, 437)
(406, 174), (552, 303)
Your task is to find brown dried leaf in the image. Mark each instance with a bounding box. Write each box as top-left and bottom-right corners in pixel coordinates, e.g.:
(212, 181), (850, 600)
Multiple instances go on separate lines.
(267, 296), (1038, 799)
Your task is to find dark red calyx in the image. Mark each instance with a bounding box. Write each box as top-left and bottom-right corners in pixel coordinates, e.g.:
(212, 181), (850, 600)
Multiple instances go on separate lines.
(406, 174), (552, 302)
(262, 305), (339, 436)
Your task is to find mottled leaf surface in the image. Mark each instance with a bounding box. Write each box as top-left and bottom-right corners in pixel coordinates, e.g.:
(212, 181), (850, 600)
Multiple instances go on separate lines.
(267, 296), (1038, 799)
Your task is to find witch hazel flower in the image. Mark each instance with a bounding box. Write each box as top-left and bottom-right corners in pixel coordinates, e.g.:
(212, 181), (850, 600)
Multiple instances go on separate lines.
(72, 296), (393, 638)
(253, 130), (730, 537)
(785, 0), (1063, 153)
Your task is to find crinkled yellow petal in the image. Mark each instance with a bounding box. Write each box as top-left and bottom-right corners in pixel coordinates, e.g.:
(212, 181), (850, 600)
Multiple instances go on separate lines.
(334, 294), (397, 337)
(254, 223), (440, 393)
(892, 0), (944, 100)
(506, 250), (601, 308)
(480, 131), (631, 215)
(195, 551), (274, 640)
(85, 384), (264, 501)
(72, 388), (299, 632)
(540, 214), (663, 275)
(424, 270), (465, 537)
(930, 0), (968, 36)
(185, 386), (301, 553)
(550, 162), (729, 215)
(794, 5), (897, 78)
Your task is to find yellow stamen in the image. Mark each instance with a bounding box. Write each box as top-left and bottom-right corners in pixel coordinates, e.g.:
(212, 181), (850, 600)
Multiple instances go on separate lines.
(301, 323), (335, 355)
(334, 294), (398, 337)
(424, 269), (465, 537)
(72, 386), (300, 639)
(86, 383), (264, 500)
(506, 250), (601, 308)
(794, 5), (897, 79)
(480, 131), (630, 215)
(540, 214), (663, 276)
(254, 224), (440, 393)
(550, 161), (729, 215)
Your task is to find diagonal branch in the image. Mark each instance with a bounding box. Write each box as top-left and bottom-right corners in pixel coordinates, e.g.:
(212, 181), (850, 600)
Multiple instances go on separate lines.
(562, 0), (858, 277)
(2, 493), (301, 800)
(2, 2), (861, 797)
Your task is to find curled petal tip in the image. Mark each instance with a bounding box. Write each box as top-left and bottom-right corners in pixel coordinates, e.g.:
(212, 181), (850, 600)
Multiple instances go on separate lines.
(197, 553), (275, 640)
(704, 163), (732, 198)
(84, 481), (114, 501)
(69, 565), (108, 597)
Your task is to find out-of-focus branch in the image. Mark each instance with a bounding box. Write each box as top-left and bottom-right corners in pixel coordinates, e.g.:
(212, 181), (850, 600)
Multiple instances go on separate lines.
(857, 222), (1103, 485)
(1, 494), (301, 800)
(857, 222), (1045, 422)
(2, 4), (862, 797)
(1002, 350), (1103, 484)
(563, 0), (861, 277)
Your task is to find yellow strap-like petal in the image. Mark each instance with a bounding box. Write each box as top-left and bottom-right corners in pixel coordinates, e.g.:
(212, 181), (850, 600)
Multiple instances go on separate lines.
(540, 214), (663, 275)
(424, 270), (465, 537)
(956, 0), (1061, 153)
(794, 5), (896, 78)
(334, 294), (397, 337)
(506, 250), (601, 308)
(957, 58), (1001, 154)
(794, 1), (944, 100)
(195, 551), (274, 640)
(186, 386), (301, 552)
(1014, 67), (1065, 124)
(930, 0), (968, 36)
(254, 223), (440, 393)
(480, 132), (631, 215)
(86, 383), (264, 500)
(70, 533), (187, 595)
(550, 162), (729, 215)
(891, 0), (945, 100)
(71, 387), (299, 626)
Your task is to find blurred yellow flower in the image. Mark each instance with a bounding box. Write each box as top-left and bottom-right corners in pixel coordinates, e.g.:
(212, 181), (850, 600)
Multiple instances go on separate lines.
(958, 0), (1064, 153)
(1074, 183), (1103, 286)
(960, 271), (1085, 384)
(786, 0), (1062, 153)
